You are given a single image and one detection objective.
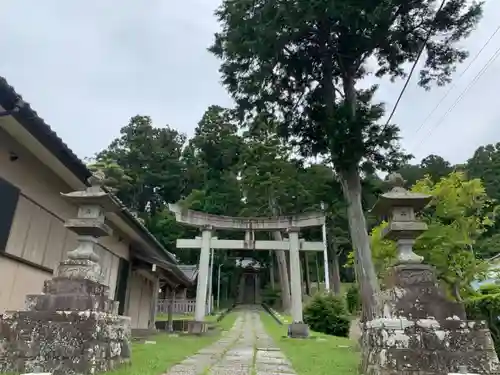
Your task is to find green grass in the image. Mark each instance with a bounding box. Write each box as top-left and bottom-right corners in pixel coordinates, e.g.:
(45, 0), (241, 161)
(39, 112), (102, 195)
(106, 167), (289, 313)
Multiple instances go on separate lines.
(107, 312), (238, 375)
(260, 311), (359, 375)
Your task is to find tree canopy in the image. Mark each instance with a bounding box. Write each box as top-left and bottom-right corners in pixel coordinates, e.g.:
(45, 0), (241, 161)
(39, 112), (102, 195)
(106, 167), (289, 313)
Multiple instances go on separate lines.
(89, 105), (500, 310)
(210, 0), (483, 318)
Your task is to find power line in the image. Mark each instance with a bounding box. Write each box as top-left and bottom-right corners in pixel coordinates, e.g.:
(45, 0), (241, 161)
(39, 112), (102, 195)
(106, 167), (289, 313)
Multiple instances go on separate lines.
(383, 0), (448, 128)
(411, 24), (500, 138)
(412, 44), (500, 152)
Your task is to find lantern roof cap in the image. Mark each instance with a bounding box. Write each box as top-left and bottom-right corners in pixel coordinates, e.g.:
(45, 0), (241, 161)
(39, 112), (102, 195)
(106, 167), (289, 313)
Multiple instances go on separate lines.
(371, 173), (431, 216)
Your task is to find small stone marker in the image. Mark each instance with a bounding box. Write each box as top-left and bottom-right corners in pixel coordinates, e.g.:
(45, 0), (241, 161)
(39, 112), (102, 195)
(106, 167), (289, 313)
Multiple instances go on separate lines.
(21, 373), (52, 375)
(145, 340), (157, 344)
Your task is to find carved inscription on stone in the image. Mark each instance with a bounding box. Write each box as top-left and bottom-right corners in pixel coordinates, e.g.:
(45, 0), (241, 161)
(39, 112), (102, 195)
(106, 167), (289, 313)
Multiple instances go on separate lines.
(400, 269), (434, 285)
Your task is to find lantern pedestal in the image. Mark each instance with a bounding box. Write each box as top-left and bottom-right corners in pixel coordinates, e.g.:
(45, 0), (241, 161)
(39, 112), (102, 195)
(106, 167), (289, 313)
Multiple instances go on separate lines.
(0, 269), (131, 375)
(288, 322), (309, 338)
(360, 264), (499, 375)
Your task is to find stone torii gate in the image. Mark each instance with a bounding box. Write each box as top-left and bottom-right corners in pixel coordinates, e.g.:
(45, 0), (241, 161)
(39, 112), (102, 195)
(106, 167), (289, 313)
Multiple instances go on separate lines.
(168, 203), (325, 337)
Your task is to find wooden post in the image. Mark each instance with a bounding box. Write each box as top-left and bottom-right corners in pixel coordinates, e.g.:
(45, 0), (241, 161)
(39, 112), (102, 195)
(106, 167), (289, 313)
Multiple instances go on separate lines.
(149, 276), (160, 329)
(168, 285), (176, 332)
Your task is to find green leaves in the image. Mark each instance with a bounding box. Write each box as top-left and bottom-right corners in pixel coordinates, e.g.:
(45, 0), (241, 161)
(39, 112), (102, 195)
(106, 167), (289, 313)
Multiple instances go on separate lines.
(94, 115), (187, 215)
(182, 106), (244, 217)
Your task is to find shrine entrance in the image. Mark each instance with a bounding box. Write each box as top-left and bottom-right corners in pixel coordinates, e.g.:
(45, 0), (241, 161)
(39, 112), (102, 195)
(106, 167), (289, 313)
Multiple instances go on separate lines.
(242, 272), (256, 304)
(237, 260), (261, 305)
(168, 203), (326, 337)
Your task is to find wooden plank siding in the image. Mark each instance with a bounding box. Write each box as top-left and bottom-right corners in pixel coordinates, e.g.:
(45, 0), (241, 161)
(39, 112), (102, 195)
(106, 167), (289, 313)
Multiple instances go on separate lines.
(3, 193), (122, 299)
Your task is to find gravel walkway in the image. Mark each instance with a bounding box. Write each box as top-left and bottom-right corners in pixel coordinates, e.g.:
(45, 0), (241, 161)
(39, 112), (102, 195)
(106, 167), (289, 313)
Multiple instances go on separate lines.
(164, 307), (296, 375)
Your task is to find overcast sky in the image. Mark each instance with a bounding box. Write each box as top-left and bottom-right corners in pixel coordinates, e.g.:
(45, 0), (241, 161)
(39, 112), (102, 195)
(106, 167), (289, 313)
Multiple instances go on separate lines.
(1, 0), (499, 165)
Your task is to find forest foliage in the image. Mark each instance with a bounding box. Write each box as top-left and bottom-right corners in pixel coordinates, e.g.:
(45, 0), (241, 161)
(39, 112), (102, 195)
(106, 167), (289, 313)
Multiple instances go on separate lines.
(89, 110), (500, 305)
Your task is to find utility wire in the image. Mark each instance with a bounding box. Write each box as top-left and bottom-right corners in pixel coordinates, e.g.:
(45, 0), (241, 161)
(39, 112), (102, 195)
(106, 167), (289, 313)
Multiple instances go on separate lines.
(411, 24), (500, 138)
(383, 0), (448, 128)
(412, 44), (500, 152)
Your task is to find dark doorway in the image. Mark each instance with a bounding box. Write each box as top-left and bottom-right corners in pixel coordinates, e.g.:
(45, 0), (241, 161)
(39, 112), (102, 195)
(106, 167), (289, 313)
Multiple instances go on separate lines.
(0, 177), (20, 252)
(242, 273), (256, 304)
(115, 258), (130, 315)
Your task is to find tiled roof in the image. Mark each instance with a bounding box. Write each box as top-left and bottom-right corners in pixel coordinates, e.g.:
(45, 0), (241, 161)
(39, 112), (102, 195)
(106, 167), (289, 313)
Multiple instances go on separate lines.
(177, 265), (199, 281)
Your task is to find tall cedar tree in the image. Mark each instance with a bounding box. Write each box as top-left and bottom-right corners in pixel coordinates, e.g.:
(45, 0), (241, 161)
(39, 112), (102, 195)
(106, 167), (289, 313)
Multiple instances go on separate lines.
(210, 0), (483, 319)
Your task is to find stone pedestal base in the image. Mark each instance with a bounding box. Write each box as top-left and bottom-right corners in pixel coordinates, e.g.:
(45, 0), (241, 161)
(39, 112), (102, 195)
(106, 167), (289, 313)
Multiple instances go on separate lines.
(0, 275), (131, 375)
(360, 264), (499, 375)
(361, 317), (498, 375)
(188, 320), (208, 334)
(288, 323), (309, 338)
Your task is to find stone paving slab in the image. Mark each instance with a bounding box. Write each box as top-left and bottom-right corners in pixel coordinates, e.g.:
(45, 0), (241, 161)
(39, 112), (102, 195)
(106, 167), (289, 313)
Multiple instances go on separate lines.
(255, 362), (295, 373)
(164, 307), (297, 375)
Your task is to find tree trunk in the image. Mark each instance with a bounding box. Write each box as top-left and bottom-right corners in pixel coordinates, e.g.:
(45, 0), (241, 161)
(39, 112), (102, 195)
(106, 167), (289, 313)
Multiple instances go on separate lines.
(332, 71), (380, 321)
(304, 253), (311, 295)
(331, 240), (342, 295)
(452, 281), (462, 302)
(274, 233), (291, 312)
(339, 167), (380, 321)
(269, 251), (275, 290)
(269, 197), (291, 312)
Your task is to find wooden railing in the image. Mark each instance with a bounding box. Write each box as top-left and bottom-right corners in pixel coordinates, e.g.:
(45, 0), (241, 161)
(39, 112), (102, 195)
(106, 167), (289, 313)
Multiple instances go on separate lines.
(157, 299), (197, 314)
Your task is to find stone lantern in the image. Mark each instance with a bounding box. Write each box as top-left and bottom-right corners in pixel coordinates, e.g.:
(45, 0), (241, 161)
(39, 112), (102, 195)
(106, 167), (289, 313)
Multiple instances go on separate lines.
(0, 172), (131, 375)
(371, 172), (431, 265)
(57, 171), (117, 283)
(359, 172), (499, 375)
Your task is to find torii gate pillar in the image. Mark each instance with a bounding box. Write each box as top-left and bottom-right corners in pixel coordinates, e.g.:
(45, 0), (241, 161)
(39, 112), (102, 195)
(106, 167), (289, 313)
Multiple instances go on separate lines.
(189, 225), (212, 333)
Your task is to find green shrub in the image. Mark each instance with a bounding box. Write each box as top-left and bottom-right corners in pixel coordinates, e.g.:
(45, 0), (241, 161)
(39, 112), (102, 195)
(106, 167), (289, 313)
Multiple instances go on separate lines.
(303, 292), (350, 337)
(261, 286), (281, 307)
(465, 293), (500, 356)
(346, 284), (361, 314)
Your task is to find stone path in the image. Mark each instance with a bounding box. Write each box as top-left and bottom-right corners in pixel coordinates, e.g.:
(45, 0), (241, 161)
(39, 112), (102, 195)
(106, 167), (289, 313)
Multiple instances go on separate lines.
(165, 306), (297, 375)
